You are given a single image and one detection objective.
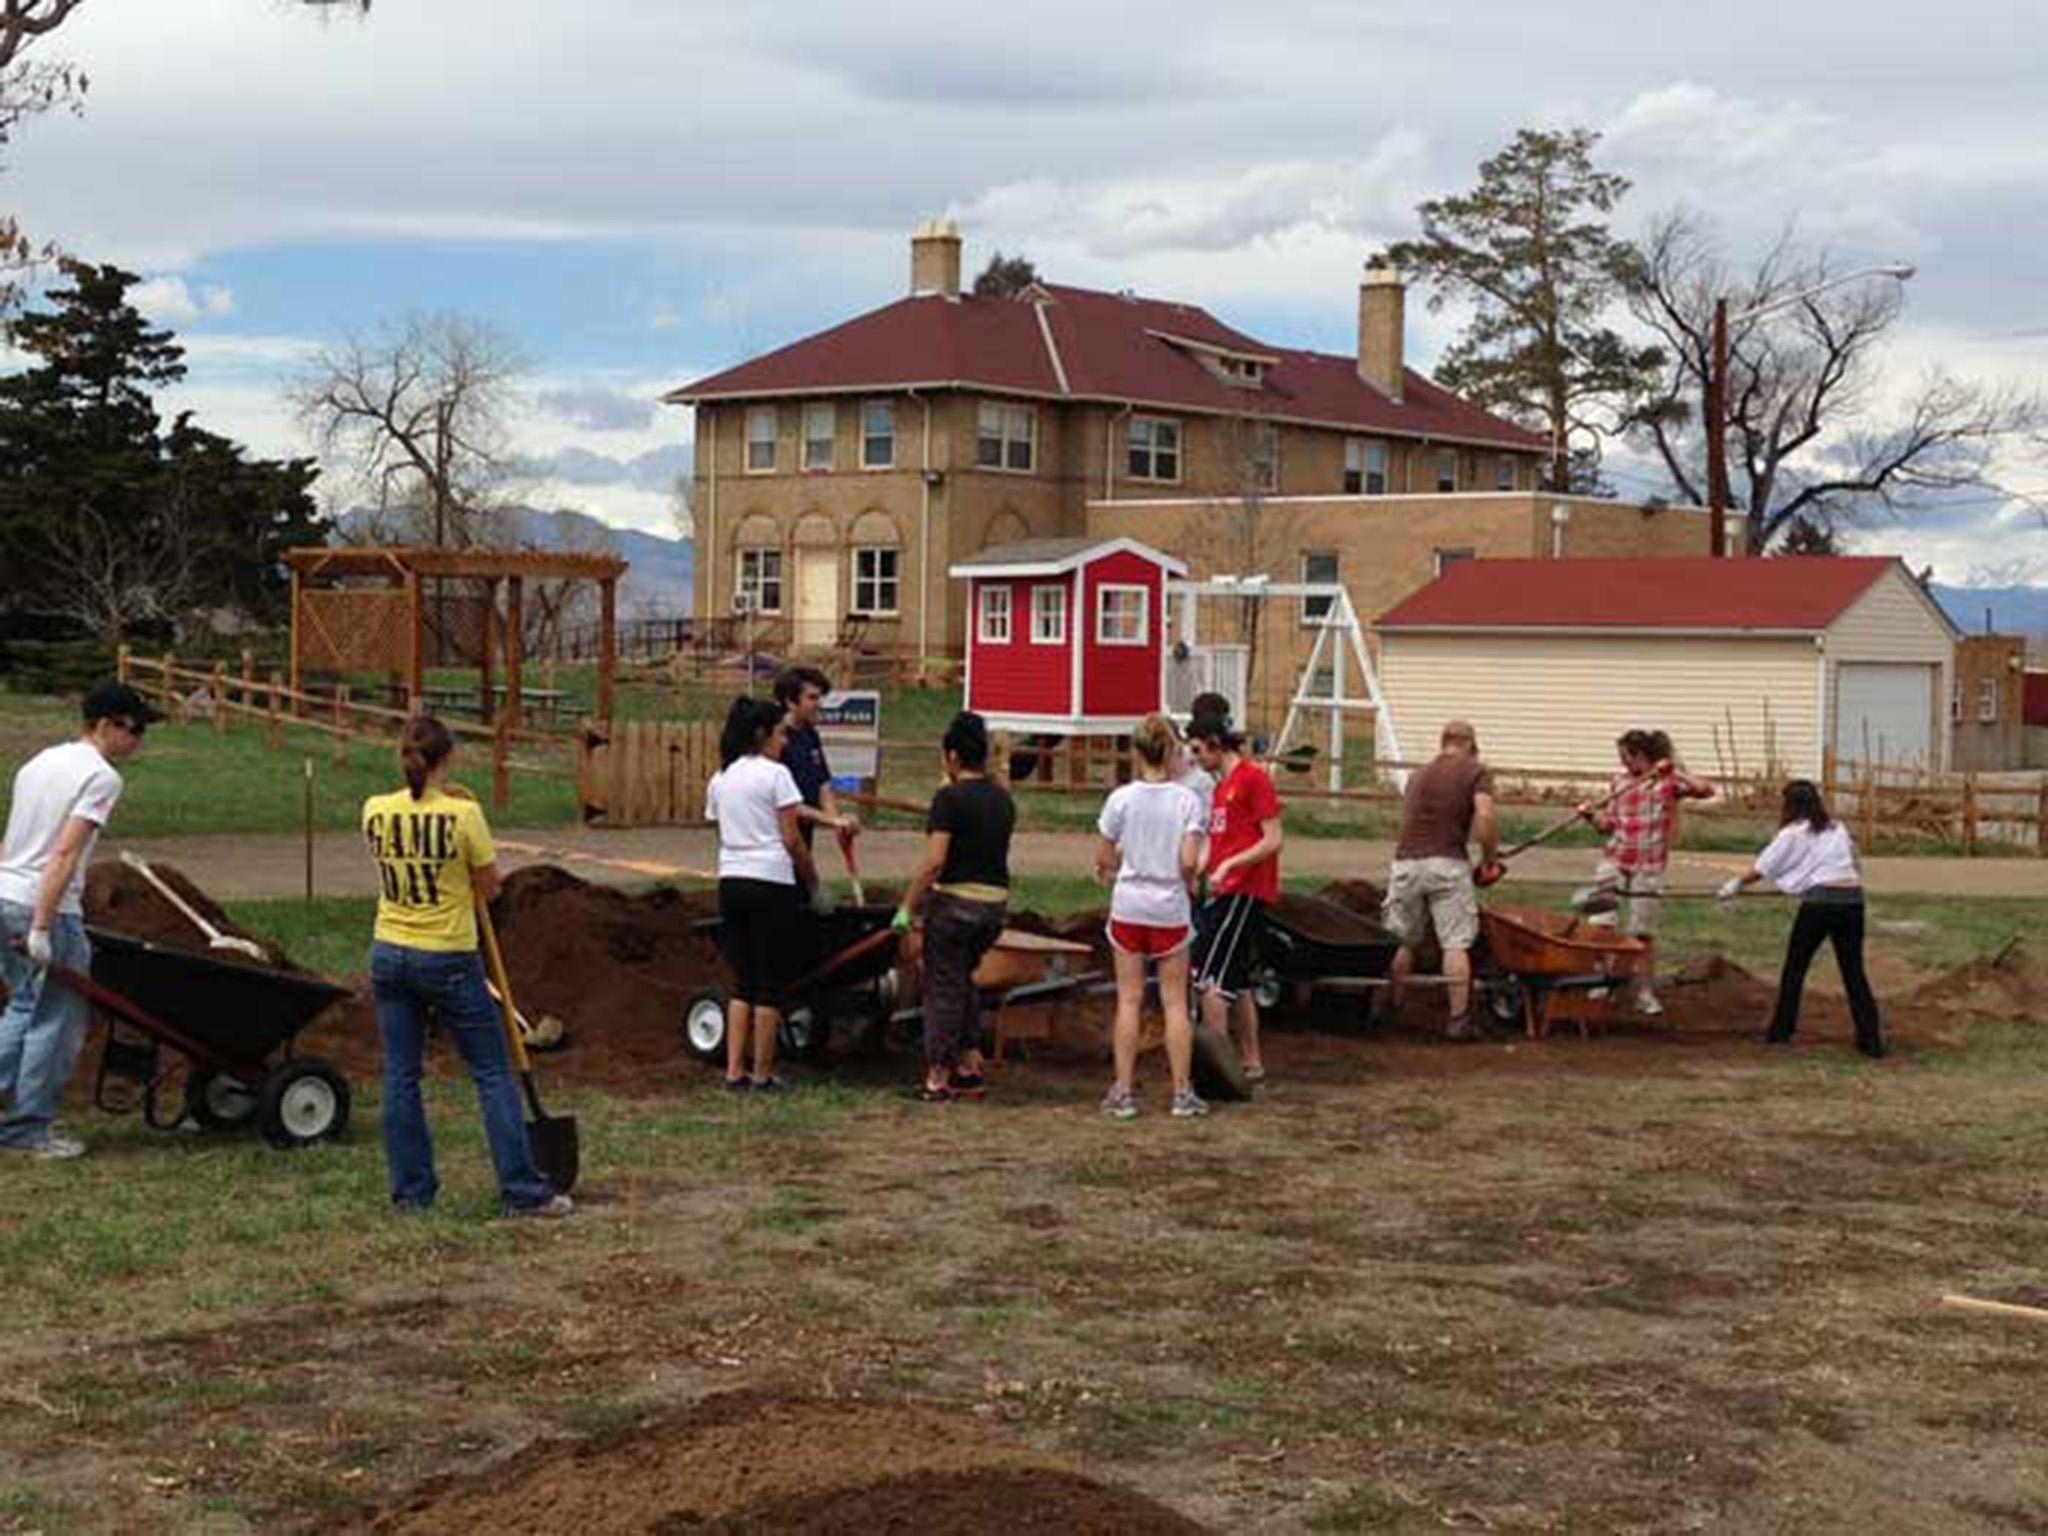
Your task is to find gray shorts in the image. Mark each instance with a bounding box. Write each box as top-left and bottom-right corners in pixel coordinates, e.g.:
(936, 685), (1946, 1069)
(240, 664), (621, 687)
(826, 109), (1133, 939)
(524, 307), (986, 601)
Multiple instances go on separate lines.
(1383, 857), (1480, 952)
(1580, 858), (1664, 938)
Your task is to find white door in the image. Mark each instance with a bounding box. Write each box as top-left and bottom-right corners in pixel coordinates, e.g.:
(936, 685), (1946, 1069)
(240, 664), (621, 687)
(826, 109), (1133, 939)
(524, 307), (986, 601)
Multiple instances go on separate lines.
(1834, 662), (1935, 769)
(795, 550), (839, 649)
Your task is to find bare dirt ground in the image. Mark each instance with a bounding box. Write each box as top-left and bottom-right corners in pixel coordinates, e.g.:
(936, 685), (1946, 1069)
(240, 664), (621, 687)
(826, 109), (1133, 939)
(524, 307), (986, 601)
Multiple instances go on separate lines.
(2, 875), (2046, 1532)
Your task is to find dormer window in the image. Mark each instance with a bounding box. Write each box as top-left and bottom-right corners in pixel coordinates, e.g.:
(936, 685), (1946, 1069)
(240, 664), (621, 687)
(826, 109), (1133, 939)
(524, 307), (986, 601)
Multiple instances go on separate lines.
(1147, 329), (1276, 390)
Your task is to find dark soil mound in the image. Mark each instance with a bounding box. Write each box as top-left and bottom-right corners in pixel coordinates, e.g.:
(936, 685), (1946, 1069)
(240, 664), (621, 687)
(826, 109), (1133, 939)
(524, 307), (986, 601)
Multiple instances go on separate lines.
(1269, 891), (1392, 947)
(1313, 878), (1385, 918)
(359, 1394), (1202, 1534)
(82, 859), (293, 968)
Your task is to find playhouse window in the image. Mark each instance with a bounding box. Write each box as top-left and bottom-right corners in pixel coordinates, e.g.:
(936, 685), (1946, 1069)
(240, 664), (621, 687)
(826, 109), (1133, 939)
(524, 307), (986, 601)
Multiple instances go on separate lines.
(803, 403), (835, 470)
(977, 402), (1035, 472)
(862, 400), (896, 468)
(745, 407), (777, 473)
(1127, 417), (1180, 482)
(852, 546), (899, 615)
(1344, 438), (1387, 495)
(1096, 584), (1149, 647)
(736, 548), (783, 613)
(977, 585), (1013, 643)
(1031, 583), (1067, 644)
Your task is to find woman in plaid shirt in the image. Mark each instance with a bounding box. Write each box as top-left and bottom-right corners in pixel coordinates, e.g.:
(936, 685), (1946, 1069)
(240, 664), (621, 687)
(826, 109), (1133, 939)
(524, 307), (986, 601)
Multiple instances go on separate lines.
(1574, 729), (1715, 1015)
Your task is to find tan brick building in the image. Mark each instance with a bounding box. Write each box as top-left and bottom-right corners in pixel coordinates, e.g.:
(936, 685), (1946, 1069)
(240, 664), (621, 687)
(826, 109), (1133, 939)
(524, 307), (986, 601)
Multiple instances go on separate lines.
(667, 221), (1727, 681)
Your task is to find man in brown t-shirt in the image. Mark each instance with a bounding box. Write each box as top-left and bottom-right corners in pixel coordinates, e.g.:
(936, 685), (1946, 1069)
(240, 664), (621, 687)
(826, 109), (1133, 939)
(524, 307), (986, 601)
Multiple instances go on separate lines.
(1381, 720), (1498, 1039)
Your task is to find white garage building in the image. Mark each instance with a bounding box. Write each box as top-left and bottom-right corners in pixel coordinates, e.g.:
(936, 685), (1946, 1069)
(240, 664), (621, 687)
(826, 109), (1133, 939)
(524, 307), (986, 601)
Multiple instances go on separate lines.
(1375, 557), (1959, 778)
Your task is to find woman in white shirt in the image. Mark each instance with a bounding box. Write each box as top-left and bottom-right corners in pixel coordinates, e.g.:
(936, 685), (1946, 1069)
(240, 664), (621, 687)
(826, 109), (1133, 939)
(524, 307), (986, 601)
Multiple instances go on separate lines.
(1094, 714), (1208, 1120)
(1720, 780), (1883, 1056)
(706, 696), (817, 1092)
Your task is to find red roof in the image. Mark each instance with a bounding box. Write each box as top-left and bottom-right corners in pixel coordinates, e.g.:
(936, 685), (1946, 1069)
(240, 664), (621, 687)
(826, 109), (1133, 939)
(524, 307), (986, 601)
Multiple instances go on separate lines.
(668, 284), (1544, 451)
(1377, 557), (1910, 632)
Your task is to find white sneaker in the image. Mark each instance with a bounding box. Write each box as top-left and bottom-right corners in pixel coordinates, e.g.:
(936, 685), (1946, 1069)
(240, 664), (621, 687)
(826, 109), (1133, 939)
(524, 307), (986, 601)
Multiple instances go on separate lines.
(507, 1193), (574, 1219)
(1636, 992), (1664, 1017)
(32, 1133), (86, 1161)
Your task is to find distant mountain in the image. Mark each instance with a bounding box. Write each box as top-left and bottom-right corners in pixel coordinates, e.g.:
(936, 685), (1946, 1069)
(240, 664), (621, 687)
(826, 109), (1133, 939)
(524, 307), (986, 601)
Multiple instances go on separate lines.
(1931, 583), (2048, 637)
(332, 506), (692, 615)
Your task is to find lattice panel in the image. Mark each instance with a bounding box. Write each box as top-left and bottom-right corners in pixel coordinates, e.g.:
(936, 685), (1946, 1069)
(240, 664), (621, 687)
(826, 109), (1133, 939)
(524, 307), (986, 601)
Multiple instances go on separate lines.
(300, 589), (413, 672)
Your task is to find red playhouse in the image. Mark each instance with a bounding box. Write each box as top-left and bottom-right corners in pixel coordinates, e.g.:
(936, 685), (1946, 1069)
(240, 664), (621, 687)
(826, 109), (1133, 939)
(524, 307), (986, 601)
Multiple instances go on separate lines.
(949, 537), (1187, 735)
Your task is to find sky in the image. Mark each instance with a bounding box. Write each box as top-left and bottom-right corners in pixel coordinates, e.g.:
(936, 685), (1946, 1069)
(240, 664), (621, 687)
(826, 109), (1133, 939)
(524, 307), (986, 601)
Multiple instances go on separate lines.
(4, 0), (2045, 582)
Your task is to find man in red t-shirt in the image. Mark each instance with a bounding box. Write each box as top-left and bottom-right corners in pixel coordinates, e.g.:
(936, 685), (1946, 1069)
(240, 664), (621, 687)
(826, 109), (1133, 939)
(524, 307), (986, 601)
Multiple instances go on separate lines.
(1187, 714), (1283, 1080)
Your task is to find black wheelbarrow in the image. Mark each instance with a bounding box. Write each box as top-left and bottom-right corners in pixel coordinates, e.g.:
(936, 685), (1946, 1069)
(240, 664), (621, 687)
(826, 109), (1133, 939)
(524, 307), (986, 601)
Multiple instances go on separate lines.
(681, 903), (903, 1062)
(1246, 893), (1400, 1012)
(41, 928), (355, 1148)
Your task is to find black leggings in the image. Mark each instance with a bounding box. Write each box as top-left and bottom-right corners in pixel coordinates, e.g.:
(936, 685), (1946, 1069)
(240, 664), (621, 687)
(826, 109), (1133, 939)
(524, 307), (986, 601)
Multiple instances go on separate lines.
(1769, 891), (1882, 1050)
(718, 877), (802, 1006)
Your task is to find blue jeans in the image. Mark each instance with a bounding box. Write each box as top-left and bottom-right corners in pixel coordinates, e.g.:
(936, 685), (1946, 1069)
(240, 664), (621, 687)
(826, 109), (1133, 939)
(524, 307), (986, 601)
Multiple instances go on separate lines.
(369, 942), (555, 1211)
(0, 901), (91, 1149)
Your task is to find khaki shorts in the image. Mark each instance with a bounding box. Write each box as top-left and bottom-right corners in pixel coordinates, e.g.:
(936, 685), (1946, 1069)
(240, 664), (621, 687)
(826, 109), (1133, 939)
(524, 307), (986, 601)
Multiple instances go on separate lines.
(1382, 857), (1480, 952)
(1582, 858), (1664, 938)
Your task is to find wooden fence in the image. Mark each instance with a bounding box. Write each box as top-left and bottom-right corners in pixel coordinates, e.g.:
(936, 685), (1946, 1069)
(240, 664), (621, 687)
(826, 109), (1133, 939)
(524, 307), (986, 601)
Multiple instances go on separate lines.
(576, 718), (717, 827)
(117, 647), (579, 810)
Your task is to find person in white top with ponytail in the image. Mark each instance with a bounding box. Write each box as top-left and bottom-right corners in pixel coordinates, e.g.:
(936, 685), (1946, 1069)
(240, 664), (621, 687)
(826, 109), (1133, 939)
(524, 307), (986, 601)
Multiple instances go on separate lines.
(1720, 779), (1883, 1057)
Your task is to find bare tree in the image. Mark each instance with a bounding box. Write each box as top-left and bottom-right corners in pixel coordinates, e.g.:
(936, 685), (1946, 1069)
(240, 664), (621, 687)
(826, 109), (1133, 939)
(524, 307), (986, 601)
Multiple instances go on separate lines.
(40, 500), (197, 642)
(294, 312), (529, 549)
(1, 1), (87, 318)
(1623, 214), (2041, 552)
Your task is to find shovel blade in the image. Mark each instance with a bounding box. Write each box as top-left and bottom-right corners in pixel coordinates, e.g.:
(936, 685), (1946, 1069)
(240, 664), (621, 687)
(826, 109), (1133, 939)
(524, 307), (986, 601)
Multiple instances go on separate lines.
(528, 1113), (581, 1195)
(1190, 1025), (1253, 1103)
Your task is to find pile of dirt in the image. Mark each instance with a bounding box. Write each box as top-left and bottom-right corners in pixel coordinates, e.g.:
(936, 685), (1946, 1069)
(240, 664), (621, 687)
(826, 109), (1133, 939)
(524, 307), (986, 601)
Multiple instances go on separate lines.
(81, 859), (294, 968)
(481, 865), (729, 1089)
(1903, 938), (2044, 1025)
(360, 1394), (1201, 1535)
(1269, 890), (1392, 947)
(1312, 878), (1385, 917)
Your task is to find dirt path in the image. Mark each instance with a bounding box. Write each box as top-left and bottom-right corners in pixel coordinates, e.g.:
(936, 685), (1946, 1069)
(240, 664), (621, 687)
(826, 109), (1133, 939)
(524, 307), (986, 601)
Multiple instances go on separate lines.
(101, 825), (2048, 901)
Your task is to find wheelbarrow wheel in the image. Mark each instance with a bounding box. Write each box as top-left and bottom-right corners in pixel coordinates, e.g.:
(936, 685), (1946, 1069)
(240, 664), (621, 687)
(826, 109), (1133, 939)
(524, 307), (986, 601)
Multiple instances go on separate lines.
(184, 1067), (260, 1132)
(681, 988), (729, 1062)
(1249, 962), (1284, 1013)
(256, 1058), (351, 1148)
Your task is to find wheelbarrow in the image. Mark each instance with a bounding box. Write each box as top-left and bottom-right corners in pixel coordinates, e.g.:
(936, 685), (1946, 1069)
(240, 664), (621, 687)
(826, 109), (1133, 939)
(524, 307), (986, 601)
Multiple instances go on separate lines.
(1246, 892), (1401, 1013)
(40, 928), (355, 1147)
(680, 903), (905, 1062)
(1477, 904), (1655, 1039)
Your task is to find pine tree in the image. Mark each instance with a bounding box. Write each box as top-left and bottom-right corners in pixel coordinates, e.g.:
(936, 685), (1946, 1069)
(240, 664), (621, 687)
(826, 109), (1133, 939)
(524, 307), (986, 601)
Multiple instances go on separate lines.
(1384, 128), (1662, 491)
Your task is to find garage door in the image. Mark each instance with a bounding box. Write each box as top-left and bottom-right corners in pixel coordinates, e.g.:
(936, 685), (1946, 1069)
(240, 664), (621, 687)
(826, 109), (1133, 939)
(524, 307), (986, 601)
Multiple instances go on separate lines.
(1834, 663), (1935, 768)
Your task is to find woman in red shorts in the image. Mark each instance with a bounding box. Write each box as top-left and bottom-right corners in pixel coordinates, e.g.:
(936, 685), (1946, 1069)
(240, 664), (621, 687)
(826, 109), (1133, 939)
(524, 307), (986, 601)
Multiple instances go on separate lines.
(1093, 713), (1207, 1120)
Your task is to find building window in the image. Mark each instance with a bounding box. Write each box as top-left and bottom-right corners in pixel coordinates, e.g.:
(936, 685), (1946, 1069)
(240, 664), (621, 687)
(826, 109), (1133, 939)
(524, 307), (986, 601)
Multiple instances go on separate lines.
(977, 585), (1012, 643)
(1248, 421), (1279, 492)
(1497, 454), (1517, 491)
(976, 402), (1035, 472)
(803, 403), (835, 471)
(1344, 438), (1388, 495)
(1127, 416), (1180, 482)
(1978, 677), (2000, 723)
(1435, 448), (1458, 493)
(862, 400), (895, 468)
(1030, 583), (1067, 644)
(1096, 584), (1150, 646)
(1301, 551), (1339, 626)
(1950, 678), (1963, 724)
(736, 548), (783, 613)
(745, 407), (777, 473)
(1433, 547), (1475, 577)
(852, 546), (899, 615)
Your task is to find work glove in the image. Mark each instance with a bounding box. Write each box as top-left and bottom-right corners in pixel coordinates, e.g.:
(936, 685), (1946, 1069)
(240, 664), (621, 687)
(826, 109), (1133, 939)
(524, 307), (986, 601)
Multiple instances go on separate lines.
(809, 885), (837, 917)
(1473, 860), (1505, 889)
(25, 928), (52, 968)
(1716, 877), (1743, 909)
(1655, 758), (1676, 778)
(890, 906), (913, 935)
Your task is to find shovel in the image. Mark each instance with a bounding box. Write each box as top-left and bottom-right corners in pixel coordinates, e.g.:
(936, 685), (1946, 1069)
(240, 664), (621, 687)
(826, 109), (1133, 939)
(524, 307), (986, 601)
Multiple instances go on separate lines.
(118, 852), (269, 962)
(474, 888), (580, 1194)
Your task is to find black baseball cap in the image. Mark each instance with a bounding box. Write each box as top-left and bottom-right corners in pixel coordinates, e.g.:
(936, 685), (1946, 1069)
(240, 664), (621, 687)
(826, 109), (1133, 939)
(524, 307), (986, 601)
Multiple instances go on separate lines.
(82, 682), (165, 728)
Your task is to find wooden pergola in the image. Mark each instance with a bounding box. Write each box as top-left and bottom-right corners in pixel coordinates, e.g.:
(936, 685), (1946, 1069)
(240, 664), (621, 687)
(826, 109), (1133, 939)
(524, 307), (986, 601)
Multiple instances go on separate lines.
(282, 547), (631, 726)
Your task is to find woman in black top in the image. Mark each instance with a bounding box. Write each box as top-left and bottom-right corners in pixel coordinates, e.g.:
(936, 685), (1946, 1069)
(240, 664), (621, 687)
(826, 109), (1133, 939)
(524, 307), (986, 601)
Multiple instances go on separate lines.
(893, 711), (1014, 1101)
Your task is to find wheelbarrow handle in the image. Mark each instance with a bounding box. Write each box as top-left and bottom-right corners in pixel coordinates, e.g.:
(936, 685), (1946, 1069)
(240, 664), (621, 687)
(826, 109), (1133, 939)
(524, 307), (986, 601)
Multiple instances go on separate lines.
(9, 938), (235, 1074)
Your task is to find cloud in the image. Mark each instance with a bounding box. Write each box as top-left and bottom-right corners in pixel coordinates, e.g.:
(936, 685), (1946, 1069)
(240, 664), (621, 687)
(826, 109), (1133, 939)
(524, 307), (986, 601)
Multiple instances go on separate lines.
(514, 443), (692, 495)
(534, 383), (657, 433)
(130, 275), (235, 325)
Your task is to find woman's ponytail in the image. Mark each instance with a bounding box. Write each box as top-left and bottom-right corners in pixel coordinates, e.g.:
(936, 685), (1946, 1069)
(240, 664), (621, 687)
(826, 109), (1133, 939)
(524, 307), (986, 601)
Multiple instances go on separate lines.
(399, 715), (455, 800)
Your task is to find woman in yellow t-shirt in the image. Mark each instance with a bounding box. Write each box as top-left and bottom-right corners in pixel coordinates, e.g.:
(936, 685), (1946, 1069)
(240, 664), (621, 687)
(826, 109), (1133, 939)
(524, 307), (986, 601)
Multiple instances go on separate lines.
(362, 717), (569, 1218)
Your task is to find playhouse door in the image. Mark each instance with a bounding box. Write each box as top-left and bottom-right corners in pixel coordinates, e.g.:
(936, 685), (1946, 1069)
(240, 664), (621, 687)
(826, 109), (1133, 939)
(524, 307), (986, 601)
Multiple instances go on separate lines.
(795, 549), (840, 650)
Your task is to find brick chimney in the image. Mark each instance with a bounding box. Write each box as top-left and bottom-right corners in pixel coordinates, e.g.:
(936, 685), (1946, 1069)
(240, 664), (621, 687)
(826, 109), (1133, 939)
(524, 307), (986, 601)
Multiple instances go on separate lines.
(1357, 262), (1405, 401)
(910, 217), (963, 299)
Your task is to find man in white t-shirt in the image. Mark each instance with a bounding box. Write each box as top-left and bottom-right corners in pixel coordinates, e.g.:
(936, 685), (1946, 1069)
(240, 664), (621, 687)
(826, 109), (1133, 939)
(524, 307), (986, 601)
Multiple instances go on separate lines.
(0, 683), (158, 1158)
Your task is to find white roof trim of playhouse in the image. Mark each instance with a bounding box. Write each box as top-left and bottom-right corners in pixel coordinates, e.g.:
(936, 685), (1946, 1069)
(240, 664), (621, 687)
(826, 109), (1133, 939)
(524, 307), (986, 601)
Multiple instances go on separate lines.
(950, 536), (1189, 581)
